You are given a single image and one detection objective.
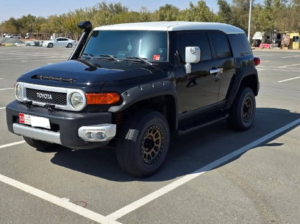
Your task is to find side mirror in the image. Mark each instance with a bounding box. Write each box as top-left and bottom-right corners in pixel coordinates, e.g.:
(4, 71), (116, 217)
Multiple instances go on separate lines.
(185, 47), (201, 74)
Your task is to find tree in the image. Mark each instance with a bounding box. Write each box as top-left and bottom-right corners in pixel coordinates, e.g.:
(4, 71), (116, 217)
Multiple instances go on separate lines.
(179, 1), (216, 22)
(152, 4), (180, 21)
(217, 0), (235, 24)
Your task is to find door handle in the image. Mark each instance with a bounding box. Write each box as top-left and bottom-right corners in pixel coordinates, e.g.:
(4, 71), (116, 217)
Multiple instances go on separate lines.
(210, 68), (221, 74)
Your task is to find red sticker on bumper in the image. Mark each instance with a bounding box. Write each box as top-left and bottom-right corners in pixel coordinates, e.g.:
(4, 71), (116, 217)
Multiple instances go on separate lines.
(19, 113), (24, 123)
(153, 55), (160, 61)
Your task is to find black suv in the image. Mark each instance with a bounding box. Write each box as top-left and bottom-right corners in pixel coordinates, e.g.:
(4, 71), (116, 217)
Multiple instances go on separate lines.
(6, 21), (260, 177)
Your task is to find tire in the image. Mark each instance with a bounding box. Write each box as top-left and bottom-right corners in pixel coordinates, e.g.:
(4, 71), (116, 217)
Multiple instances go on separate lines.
(67, 43), (72, 48)
(23, 137), (53, 151)
(117, 110), (170, 177)
(48, 43), (53, 48)
(227, 87), (256, 131)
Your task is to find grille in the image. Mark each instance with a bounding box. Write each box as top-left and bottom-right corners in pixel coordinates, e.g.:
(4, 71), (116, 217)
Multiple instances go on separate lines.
(26, 88), (67, 105)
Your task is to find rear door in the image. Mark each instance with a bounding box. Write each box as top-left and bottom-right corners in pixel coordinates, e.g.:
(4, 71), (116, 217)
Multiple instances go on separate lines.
(209, 31), (236, 102)
(175, 31), (220, 114)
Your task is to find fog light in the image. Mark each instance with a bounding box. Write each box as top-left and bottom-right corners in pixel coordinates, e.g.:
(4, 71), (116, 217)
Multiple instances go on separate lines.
(96, 132), (106, 140)
(86, 132), (95, 139)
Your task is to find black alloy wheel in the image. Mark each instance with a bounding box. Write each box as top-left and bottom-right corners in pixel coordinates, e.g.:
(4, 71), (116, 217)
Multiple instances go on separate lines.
(141, 125), (164, 164)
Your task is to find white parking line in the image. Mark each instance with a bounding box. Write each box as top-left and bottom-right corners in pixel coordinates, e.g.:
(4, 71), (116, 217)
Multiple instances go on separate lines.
(0, 88), (14, 91)
(0, 174), (121, 224)
(277, 76), (300, 83)
(0, 107), (5, 110)
(279, 63), (300, 68)
(0, 141), (121, 224)
(0, 141), (25, 149)
(107, 118), (300, 221)
(20, 59), (63, 62)
(281, 55), (300, 59)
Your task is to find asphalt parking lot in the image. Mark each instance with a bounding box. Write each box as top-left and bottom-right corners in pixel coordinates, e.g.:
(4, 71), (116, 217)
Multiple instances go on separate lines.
(0, 46), (300, 224)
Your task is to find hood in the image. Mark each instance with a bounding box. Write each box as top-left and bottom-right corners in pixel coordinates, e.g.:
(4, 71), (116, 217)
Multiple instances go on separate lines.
(17, 59), (171, 91)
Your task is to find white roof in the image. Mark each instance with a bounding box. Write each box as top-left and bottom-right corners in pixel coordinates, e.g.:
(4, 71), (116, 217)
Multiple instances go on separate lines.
(94, 21), (244, 34)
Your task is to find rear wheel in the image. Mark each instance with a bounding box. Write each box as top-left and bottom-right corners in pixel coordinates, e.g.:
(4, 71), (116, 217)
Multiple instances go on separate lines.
(67, 43), (72, 48)
(227, 87), (256, 131)
(23, 137), (53, 151)
(117, 110), (170, 177)
(48, 43), (53, 48)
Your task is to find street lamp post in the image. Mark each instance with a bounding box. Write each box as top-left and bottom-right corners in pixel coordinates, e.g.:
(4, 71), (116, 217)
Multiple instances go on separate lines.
(248, 0), (253, 42)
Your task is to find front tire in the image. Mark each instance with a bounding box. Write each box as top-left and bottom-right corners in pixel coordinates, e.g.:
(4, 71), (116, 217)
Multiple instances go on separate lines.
(117, 110), (170, 177)
(23, 137), (53, 151)
(227, 87), (256, 131)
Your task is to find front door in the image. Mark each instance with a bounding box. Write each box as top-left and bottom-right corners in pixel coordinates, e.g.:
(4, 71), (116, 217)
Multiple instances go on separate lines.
(175, 31), (220, 114)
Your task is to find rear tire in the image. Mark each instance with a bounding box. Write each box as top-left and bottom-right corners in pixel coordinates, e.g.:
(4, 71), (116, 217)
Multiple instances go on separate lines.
(67, 43), (72, 48)
(117, 110), (170, 177)
(48, 43), (53, 48)
(227, 87), (256, 131)
(23, 137), (53, 151)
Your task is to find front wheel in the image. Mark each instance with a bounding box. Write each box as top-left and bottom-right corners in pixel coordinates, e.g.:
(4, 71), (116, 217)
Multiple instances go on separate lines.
(23, 137), (53, 151)
(117, 110), (170, 177)
(227, 87), (256, 131)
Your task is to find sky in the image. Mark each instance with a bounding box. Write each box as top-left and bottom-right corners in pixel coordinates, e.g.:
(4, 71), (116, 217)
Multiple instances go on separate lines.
(0, 0), (221, 23)
(0, 0), (265, 23)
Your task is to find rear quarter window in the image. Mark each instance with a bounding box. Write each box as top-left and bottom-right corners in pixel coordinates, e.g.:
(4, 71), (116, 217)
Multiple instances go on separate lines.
(228, 34), (252, 57)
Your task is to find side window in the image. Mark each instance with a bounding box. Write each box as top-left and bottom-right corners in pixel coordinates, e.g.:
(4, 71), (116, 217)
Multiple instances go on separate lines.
(227, 34), (244, 57)
(56, 38), (62, 41)
(210, 31), (232, 59)
(228, 34), (252, 57)
(177, 31), (212, 62)
(240, 34), (252, 54)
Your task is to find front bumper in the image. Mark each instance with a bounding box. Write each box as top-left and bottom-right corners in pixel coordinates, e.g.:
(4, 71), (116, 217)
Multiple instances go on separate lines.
(6, 100), (115, 149)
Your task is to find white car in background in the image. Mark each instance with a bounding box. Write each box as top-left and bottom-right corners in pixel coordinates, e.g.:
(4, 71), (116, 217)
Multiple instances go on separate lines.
(42, 37), (76, 48)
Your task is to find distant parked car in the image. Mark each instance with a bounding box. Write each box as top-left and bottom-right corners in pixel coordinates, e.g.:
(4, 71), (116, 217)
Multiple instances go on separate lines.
(42, 37), (76, 48)
(12, 35), (21, 39)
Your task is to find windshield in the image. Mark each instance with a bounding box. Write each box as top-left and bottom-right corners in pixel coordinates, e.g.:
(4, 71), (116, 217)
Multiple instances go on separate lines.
(82, 30), (168, 62)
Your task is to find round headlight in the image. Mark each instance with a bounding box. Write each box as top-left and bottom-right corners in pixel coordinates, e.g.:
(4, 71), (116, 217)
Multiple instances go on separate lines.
(70, 92), (85, 110)
(15, 83), (22, 100)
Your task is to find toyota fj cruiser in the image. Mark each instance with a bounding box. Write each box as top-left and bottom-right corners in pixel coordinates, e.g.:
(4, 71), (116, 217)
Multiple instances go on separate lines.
(6, 21), (260, 177)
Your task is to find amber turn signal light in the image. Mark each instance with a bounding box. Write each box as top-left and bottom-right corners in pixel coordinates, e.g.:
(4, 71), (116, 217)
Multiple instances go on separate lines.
(86, 93), (120, 105)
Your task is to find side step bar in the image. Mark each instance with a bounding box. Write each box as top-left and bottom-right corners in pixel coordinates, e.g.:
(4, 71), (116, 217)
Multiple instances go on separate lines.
(178, 114), (229, 136)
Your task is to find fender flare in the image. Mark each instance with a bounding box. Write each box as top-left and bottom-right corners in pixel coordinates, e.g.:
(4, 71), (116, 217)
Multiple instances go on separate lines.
(225, 65), (259, 110)
(108, 81), (179, 131)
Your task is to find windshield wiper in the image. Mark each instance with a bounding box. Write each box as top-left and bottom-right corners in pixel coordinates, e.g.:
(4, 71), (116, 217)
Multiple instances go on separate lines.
(82, 53), (95, 59)
(99, 54), (121, 62)
(81, 53), (120, 62)
(125, 56), (153, 65)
